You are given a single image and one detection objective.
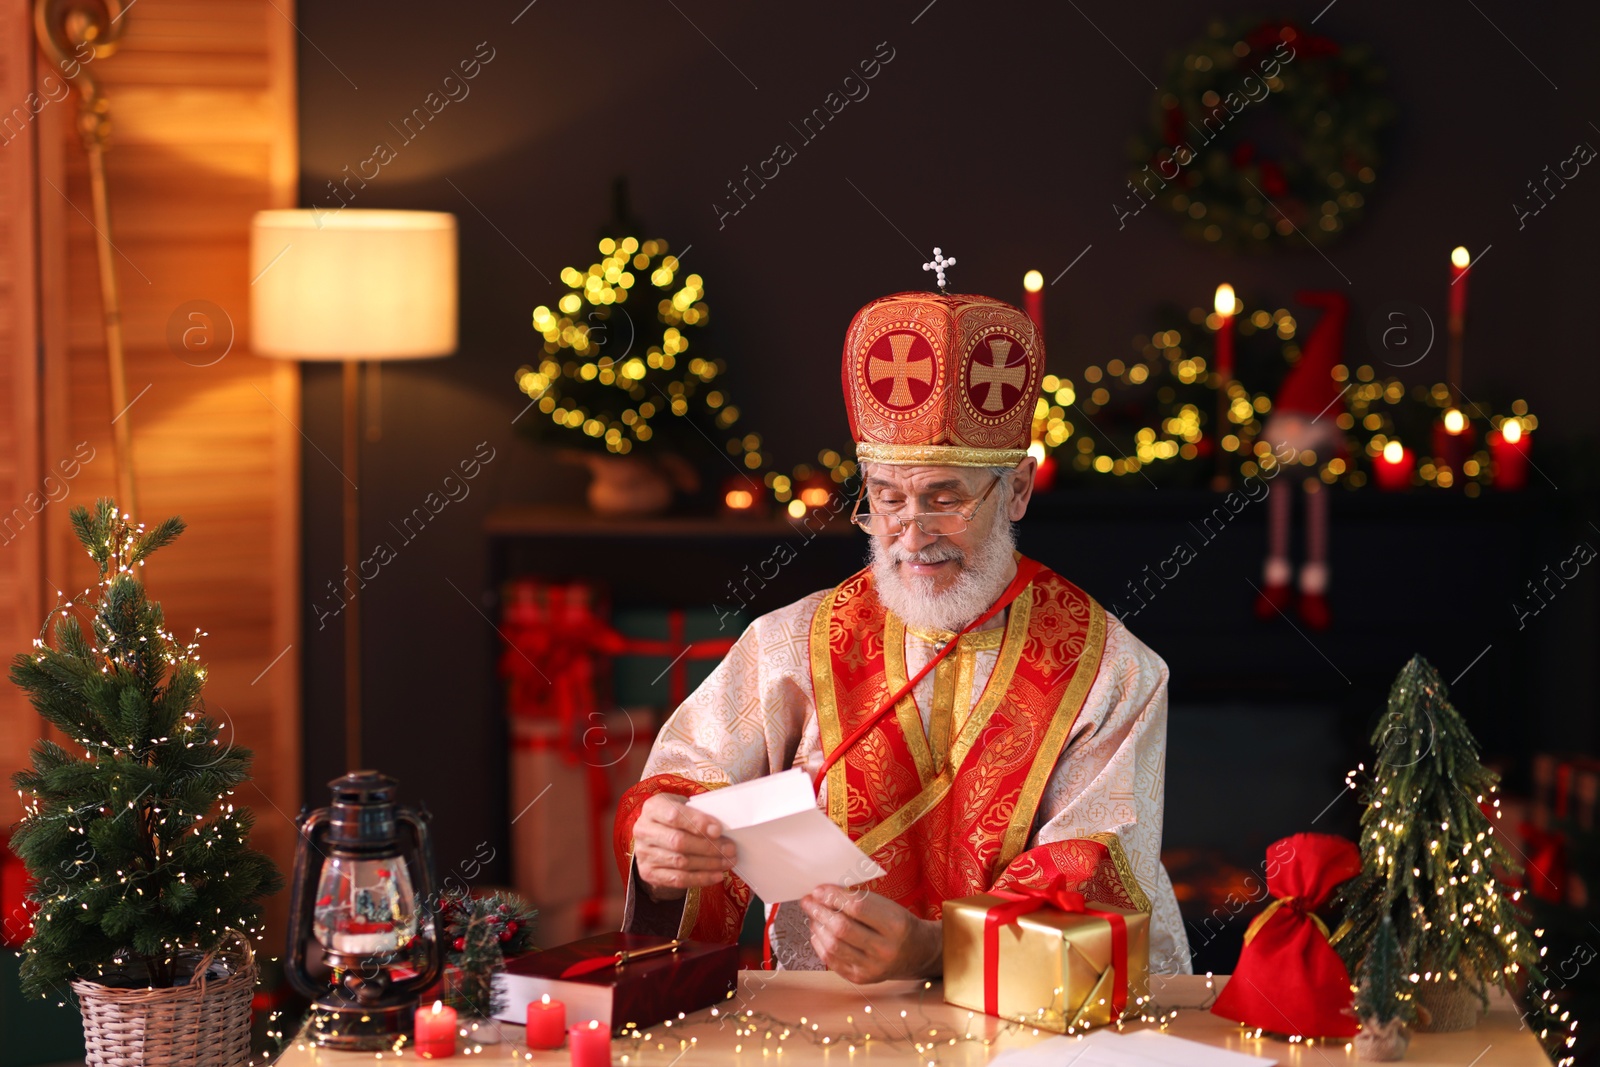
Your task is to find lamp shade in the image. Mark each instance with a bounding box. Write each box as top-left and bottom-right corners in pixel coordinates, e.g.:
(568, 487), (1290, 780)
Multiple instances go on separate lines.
(250, 209), (458, 361)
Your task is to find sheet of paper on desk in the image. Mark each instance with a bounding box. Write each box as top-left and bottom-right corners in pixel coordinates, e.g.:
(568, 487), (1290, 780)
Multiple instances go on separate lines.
(685, 769), (886, 903)
(991, 1031), (1277, 1067)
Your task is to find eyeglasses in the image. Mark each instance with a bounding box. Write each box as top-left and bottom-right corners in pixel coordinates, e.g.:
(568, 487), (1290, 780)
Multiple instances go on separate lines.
(849, 475), (1004, 537)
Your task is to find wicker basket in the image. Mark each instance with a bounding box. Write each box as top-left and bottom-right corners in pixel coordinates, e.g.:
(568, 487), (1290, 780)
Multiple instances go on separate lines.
(72, 930), (257, 1067)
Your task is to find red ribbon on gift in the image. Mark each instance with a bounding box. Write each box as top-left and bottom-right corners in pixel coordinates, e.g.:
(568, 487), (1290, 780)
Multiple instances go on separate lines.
(500, 580), (737, 734)
(501, 581), (735, 934)
(980, 876), (1128, 1020)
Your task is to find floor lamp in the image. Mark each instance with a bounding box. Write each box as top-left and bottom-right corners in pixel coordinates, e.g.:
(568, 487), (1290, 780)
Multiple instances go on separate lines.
(249, 210), (459, 770)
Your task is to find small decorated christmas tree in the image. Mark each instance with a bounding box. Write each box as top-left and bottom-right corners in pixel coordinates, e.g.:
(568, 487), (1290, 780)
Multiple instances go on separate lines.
(438, 890), (537, 1019)
(1337, 655), (1538, 1014)
(8, 500), (281, 995)
(1351, 915), (1414, 1060)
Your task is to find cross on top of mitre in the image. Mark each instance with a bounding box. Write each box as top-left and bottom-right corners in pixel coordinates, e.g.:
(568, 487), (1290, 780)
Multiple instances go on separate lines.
(922, 247), (956, 292)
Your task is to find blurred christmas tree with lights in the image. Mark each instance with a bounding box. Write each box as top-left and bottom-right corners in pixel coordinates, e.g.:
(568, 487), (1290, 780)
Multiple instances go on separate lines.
(514, 229), (856, 515)
(513, 235), (756, 464)
(7, 499), (282, 996)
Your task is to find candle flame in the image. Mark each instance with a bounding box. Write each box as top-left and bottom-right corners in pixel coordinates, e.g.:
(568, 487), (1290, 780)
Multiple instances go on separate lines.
(1023, 270), (1044, 293)
(1214, 283), (1236, 317)
(1451, 246), (1470, 269)
(432, 1001), (443, 1015)
(588, 1021), (600, 1030)
(1383, 440), (1404, 464)
(541, 994), (551, 1005)
(1443, 408), (1466, 434)
(1502, 418), (1522, 444)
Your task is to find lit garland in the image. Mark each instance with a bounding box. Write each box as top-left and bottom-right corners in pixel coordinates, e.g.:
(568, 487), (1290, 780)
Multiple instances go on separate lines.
(1035, 299), (1533, 492)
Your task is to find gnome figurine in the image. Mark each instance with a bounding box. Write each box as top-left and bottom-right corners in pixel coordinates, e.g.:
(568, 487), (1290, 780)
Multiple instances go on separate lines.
(1254, 291), (1349, 631)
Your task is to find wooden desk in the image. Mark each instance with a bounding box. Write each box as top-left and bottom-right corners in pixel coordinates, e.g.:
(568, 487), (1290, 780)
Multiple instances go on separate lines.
(272, 974), (1554, 1067)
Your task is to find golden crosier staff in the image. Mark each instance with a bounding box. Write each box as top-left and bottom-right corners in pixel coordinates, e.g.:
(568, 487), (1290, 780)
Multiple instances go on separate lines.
(34, 0), (137, 515)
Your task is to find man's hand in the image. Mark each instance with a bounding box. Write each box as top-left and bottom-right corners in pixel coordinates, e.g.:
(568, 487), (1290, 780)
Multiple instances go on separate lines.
(800, 884), (942, 983)
(631, 793), (736, 900)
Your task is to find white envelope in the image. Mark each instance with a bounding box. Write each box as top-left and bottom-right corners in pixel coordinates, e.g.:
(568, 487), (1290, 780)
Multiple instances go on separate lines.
(685, 768), (886, 903)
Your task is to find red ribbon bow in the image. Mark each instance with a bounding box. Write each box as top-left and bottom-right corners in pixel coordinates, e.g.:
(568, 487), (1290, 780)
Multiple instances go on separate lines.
(981, 876), (1129, 1020)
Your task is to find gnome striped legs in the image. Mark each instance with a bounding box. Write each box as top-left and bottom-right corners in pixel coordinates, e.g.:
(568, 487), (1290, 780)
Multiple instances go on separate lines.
(1256, 480), (1295, 617)
(1298, 482), (1331, 630)
(1254, 473), (1333, 630)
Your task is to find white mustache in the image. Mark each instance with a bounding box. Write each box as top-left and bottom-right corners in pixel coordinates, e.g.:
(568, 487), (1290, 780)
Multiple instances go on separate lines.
(889, 544), (964, 566)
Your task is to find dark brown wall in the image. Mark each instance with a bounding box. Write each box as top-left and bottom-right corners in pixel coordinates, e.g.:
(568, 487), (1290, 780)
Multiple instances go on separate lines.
(292, 0), (1600, 883)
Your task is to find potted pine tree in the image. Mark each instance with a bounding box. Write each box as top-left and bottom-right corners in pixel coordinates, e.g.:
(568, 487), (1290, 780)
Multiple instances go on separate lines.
(1337, 655), (1538, 1032)
(7, 500), (282, 1066)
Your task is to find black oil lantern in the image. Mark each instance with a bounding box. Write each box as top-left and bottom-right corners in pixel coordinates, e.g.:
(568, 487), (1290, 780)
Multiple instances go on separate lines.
(286, 771), (444, 1049)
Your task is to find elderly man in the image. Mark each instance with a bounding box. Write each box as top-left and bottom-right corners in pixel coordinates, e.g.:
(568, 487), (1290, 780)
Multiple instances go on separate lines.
(614, 286), (1190, 982)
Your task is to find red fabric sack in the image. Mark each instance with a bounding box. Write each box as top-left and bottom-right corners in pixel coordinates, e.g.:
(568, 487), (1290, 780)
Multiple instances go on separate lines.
(1211, 832), (1361, 1038)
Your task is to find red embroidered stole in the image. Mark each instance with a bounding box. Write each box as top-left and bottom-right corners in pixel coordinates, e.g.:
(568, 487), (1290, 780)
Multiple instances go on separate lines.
(809, 559), (1109, 920)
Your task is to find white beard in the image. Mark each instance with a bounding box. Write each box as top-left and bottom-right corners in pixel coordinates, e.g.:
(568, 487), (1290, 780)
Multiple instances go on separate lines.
(868, 519), (1018, 634)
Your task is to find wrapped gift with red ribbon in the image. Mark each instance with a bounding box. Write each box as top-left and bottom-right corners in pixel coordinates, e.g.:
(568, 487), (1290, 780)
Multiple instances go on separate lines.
(942, 876), (1149, 1032)
(500, 579), (615, 741)
(1211, 832), (1361, 1039)
(500, 579), (740, 937)
(499, 579), (740, 732)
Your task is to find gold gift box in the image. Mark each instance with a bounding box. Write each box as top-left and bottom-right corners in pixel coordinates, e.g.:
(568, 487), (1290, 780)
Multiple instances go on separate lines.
(942, 893), (1150, 1032)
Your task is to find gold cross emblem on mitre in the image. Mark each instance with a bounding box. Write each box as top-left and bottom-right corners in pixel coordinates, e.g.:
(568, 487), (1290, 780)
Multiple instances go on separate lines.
(869, 335), (935, 408)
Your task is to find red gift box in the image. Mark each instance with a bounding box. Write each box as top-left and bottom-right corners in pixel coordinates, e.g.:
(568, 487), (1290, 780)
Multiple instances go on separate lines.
(490, 934), (738, 1035)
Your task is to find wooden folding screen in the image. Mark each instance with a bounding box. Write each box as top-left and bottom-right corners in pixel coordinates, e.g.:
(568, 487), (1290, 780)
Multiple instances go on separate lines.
(0, 0), (302, 938)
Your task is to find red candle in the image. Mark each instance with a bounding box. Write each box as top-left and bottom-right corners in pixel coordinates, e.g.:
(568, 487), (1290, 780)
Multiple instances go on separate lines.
(1373, 440), (1413, 492)
(415, 1000), (458, 1059)
(1022, 270), (1044, 341)
(1491, 419), (1530, 491)
(525, 994), (566, 1050)
(1449, 246), (1469, 324)
(1034, 453), (1058, 493)
(1430, 408), (1474, 479)
(1213, 284), (1236, 379)
(721, 475), (767, 517)
(568, 1019), (610, 1067)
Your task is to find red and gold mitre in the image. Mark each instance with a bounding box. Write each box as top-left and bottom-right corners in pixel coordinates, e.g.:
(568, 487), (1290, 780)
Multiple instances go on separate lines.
(841, 291), (1043, 467)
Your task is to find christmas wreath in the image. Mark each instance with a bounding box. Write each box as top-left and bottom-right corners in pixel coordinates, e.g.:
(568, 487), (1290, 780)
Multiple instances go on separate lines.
(1128, 18), (1393, 249)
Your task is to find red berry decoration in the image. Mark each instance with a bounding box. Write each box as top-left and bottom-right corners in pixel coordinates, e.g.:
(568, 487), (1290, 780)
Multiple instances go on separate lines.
(452, 936), (466, 952)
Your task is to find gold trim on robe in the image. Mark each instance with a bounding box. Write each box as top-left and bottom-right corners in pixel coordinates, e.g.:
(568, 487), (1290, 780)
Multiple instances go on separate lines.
(998, 600), (1108, 869)
(809, 586), (848, 831)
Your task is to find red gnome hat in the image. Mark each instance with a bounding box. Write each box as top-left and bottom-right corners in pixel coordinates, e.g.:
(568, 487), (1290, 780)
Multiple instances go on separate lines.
(1211, 832), (1362, 1039)
(1273, 291), (1349, 419)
